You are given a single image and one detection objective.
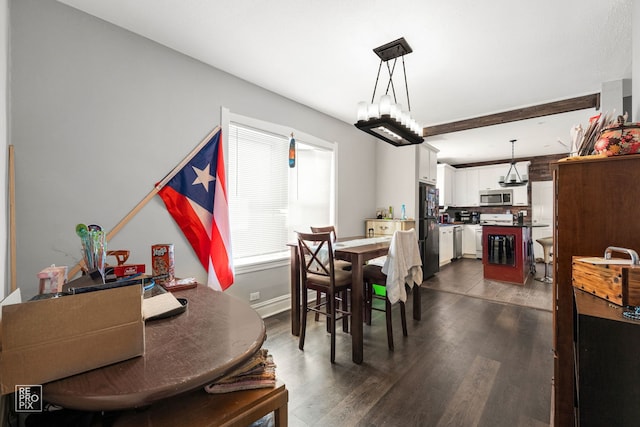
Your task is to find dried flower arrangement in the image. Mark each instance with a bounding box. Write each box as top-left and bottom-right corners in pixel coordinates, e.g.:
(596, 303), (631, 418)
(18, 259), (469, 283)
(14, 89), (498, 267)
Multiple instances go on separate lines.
(573, 111), (640, 157)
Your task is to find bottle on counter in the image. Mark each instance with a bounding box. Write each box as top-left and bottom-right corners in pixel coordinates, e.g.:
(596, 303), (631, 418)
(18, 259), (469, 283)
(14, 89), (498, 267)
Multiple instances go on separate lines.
(401, 204), (406, 220)
(388, 206), (393, 219)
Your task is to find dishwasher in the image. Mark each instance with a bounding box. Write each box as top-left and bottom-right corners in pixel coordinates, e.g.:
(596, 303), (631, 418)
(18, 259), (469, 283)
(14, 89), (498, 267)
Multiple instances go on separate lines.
(453, 226), (463, 260)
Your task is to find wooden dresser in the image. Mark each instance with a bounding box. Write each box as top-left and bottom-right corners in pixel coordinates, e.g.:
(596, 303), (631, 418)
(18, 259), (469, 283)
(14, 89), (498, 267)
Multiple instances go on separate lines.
(553, 155), (640, 426)
(364, 219), (416, 237)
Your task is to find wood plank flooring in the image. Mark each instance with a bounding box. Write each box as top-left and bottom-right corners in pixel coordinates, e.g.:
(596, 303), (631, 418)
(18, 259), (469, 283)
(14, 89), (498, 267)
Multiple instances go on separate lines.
(424, 259), (553, 312)
(263, 258), (553, 426)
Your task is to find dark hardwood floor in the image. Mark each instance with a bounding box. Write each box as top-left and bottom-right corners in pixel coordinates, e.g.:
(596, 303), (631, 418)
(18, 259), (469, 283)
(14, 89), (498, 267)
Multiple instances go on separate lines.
(424, 258), (553, 312)
(263, 259), (553, 426)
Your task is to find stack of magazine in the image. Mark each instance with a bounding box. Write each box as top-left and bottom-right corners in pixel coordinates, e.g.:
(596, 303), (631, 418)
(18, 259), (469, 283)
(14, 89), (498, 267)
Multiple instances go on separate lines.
(204, 349), (276, 394)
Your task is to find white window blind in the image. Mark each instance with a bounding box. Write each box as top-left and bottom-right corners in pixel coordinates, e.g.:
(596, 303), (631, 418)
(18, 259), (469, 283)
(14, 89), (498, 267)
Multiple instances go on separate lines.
(228, 123), (289, 259)
(228, 120), (335, 265)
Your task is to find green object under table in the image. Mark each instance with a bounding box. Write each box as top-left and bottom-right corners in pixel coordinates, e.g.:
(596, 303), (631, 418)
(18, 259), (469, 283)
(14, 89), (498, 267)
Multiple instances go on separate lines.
(372, 283), (386, 297)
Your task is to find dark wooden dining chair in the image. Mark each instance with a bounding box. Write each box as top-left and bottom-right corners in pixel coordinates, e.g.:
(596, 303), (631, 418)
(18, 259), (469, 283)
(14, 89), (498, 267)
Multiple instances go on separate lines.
(363, 229), (423, 350)
(310, 226), (351, 270)
(310, 225), (351, 322)
(297, 231), (352, 363)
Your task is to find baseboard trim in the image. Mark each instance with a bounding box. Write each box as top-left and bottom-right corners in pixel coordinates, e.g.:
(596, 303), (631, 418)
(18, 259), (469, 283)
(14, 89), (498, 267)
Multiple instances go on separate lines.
(251, 294), (291, 319)
(250, 291), (321, 319)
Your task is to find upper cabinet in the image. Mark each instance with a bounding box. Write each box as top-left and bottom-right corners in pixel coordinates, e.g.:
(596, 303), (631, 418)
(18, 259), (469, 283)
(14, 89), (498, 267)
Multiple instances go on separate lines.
(418, 144), (438, 185)
(478, 162), (530, 191)
(454, 168), (479, 207)
(503, 161), (530, 206)
(512, 185), (528, 206)
(436, 164), (456, 206)
(451, 161), (530, 207)
(477, 164), (505, 191)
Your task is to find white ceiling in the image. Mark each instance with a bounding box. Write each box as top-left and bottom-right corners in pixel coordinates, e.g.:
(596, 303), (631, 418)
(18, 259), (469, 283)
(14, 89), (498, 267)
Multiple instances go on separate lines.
(57, 0), (633, 165)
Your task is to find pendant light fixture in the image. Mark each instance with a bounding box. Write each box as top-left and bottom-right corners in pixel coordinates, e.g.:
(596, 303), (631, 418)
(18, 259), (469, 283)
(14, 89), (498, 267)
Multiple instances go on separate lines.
(498, 139), (528, 187)
(354, 37), (424, 147)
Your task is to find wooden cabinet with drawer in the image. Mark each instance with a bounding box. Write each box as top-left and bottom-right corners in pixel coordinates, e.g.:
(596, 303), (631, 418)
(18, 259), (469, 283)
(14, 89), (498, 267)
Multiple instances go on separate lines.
(553, 155), (640, 426)
(364, 219), (416, 237)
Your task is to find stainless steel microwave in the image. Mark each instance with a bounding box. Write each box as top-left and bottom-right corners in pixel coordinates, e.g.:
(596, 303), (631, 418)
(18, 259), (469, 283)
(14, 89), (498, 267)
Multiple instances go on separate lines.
(479, 189), (513, 206)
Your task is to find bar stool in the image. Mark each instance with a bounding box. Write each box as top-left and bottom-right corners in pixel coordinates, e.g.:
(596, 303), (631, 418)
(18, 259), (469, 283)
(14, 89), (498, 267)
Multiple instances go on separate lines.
(536, 236), (553, 283)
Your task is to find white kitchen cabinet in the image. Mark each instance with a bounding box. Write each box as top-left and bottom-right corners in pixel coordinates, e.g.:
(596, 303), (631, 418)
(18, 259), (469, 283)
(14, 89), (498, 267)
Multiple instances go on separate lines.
(477, 164), (504, 191)
(454, 170), (467, 206)
(466, 169), (479, 206)
(462, 224), (481, 257)
(455, 162), (530, 207)
(509, 161), (531, 206)
(418, 144), (438, 185)
(475, 161), (532, 193)
(436, 164), (456, 207)
(511, 184), (529, 206)
(439, 226), (454, 266)
(454, 168), (479, 207)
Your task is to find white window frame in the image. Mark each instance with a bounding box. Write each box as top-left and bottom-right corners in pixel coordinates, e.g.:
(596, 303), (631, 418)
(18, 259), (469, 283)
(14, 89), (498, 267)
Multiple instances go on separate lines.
(221, 108), (337, 274)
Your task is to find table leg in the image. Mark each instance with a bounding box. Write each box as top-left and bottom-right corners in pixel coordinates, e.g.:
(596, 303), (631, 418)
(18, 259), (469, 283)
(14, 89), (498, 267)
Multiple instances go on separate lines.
(350, 255), (364, 364)
(528, 238), (536, 275)
(290, 246), (300, 336)
(413, 285), (421, 321)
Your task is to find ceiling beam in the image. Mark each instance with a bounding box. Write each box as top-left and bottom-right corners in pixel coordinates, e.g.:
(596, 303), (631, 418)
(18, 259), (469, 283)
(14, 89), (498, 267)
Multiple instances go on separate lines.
(423, 93), (600, 137)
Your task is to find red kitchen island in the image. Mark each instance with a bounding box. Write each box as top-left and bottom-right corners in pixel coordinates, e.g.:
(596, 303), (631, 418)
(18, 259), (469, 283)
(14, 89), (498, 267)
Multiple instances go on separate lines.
(482, 224), (532, 285)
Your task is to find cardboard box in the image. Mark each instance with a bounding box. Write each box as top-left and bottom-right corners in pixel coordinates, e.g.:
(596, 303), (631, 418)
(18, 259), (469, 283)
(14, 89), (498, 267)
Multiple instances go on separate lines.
(0, 284), (144, 395)
(572, 256), (640, 306)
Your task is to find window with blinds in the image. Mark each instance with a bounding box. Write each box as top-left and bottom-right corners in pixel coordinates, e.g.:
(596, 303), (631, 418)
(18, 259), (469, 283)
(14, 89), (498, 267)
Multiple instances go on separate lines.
(228, 121), (335, 266)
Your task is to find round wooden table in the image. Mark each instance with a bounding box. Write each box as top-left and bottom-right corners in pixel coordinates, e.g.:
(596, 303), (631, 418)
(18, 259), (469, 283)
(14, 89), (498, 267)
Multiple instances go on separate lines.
(43, 285), (266, 411)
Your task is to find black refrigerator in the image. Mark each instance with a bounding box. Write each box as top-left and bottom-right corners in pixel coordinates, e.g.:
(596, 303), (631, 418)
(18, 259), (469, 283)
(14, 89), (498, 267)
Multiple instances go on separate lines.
(419, 182), (440, 278)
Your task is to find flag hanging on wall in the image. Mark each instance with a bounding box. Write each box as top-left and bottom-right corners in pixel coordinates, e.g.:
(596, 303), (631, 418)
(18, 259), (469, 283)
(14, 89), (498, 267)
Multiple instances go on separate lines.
(157, 128), (234, 290)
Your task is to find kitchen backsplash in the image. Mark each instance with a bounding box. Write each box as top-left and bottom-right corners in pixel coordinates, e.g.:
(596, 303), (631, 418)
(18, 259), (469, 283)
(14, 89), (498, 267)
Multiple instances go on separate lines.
(443, 207), (531, 223)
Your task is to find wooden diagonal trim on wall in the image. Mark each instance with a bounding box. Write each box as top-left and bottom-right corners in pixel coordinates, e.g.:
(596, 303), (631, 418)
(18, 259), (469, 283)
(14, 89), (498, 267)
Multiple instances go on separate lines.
(423, 93), (600, 137)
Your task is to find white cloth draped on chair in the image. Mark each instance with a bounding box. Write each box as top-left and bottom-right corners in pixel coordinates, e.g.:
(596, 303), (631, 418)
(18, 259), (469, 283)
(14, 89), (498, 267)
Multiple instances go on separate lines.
(377, 229), (423, 304)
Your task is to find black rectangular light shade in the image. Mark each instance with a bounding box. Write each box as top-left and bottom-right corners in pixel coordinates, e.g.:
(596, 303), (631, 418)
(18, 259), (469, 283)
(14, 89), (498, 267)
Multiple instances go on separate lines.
(354, 116), (424, 147)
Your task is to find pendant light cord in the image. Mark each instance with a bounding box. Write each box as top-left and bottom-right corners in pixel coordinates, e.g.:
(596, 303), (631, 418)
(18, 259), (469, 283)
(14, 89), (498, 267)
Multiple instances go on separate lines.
(402, 55), (411, 112)
(371, 60), (383, 103)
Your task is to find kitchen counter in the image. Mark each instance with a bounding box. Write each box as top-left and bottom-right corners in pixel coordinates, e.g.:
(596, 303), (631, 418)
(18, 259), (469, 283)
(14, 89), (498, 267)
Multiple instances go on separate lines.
(480, 223), (549, 228)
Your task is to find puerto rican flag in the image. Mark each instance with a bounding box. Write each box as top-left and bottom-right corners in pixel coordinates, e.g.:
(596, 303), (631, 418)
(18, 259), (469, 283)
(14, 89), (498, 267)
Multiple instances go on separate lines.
(157, 128), (234, 290)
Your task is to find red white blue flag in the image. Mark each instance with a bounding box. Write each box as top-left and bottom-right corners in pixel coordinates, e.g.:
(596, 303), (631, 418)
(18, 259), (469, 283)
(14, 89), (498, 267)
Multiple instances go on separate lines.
(157, 128), (234, 290)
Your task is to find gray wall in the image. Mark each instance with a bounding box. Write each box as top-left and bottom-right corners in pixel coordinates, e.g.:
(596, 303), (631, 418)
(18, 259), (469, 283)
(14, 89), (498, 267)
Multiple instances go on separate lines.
(8, 0), (377, 305)
(1, 0), (7, 300)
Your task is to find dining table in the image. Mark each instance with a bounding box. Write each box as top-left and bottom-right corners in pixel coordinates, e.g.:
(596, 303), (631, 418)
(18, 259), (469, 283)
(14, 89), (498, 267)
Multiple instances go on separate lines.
(288, 235), (422, 364)
(42, 284), (267, 412)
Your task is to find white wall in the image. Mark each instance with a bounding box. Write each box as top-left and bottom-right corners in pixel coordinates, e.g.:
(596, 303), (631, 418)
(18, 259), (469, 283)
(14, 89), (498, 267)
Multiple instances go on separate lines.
(8, 0), (377, 304)
(601, 79), (632, 117)
(375, 141), (418, 223)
